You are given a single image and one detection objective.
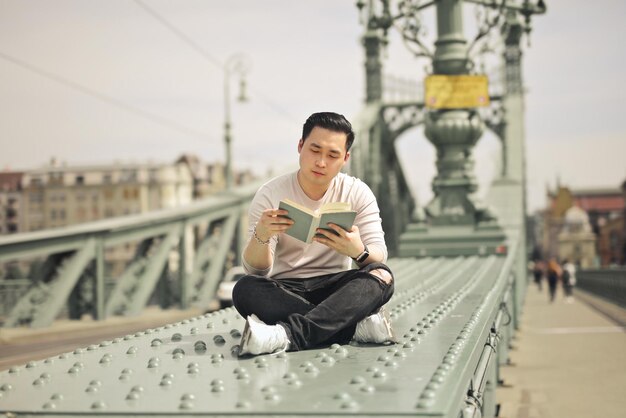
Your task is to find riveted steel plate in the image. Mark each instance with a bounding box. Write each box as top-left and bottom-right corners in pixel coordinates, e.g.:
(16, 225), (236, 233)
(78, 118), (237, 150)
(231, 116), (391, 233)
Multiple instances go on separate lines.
(0, 256), (506, 417)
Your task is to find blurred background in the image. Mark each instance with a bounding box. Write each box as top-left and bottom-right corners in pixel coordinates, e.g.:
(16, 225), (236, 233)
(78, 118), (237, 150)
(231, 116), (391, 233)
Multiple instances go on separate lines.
(0, 0), (625, 263)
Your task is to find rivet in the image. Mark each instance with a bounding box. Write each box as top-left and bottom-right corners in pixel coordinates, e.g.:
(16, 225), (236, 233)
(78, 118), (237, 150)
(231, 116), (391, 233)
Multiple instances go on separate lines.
(89, 380), (102, 387)
(374, 371), (387, 378)
(321, 356), (335, 365)
(222, 318), (229, 324)
(130, 385), (144, 393)
(385, 361), (399, 368)
(287, 379), (302, 387)
(417, 400), (434, 408)
(42, 402), (56, 409)
(230, 329), (241, 338)
(350, 376), (366, 385)
(26, 361), (36, 368)
(85, 386), (98, 393)
(40, 372), (51, 381)
(91, 401), (105, 410)
(8, 367), (20, 374)
(181, 393), (195, 401)
(33, 377), (46, 387)
(127, 346), (138, 355)
(360, 385), (375, 393)
(179, 401), (193, 410)
(160, 379), (173, 387)
(334, 392), (351, 400)
(126, 392), (139, 401)
(235, 401), (250, 409)
(190, 327), (199, 335)
(194, 341), (207, 353)
(304, 365), (319, 374)
(421, 389), (436, 399)
(206, 322), (214, 329)
(211, 385), (224, 392)
(188, 362), (200, 369)
(68, 366), (80, 375)
(50, 393), (63, 401)
(87, 344), (98, 351)
(151, 339), (163, 347)
(341, 400), (359, 410)
(213, 335), (226, 346)
(73, 348), (85, 355)
(171, 333), (182, 342)
(265, 393), (280, 402)
(44, 358), (54, 364)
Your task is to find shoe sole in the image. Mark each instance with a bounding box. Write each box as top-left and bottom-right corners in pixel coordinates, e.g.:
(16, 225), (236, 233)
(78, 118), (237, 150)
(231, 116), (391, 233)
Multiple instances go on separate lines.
(381, 308), (397, 343)
(238, 318), (252, 356)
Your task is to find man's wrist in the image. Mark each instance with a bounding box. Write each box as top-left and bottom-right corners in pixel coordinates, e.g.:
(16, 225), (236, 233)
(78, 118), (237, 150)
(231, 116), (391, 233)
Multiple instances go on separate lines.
(253, 225), (271, 245)
(352, 244), (369, 264)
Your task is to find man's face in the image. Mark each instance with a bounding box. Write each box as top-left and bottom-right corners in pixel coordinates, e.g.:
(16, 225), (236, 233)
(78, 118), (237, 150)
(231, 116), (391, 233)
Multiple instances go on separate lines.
(298, 126), (350, 189)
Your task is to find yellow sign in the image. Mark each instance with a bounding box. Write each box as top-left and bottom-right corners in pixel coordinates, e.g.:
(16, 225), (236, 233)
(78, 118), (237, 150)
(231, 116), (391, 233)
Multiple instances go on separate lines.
(424, 75), (489, 109)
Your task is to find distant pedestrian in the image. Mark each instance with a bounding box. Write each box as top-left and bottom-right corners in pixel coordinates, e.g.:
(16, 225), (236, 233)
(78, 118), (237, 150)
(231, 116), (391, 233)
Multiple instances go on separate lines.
(547, 258), (561, 303)
(532, 260), (544, 291)
(562, 259), (577, 303)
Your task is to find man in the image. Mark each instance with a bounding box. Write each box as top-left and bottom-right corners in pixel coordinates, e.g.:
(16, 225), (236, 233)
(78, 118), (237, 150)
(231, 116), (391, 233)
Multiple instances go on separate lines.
(233, 112), (394, 356)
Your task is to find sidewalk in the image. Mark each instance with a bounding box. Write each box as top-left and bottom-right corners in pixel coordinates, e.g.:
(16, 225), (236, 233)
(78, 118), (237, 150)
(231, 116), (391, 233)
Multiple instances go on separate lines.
(497, 284), (626, 418)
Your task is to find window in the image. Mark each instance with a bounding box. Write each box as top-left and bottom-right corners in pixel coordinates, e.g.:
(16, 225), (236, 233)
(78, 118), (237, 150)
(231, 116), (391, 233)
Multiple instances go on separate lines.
(76, 175), (85, 185)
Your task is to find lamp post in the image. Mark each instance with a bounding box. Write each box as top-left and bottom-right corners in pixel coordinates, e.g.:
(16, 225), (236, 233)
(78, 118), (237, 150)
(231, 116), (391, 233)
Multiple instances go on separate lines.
(223, 54), (251, 190)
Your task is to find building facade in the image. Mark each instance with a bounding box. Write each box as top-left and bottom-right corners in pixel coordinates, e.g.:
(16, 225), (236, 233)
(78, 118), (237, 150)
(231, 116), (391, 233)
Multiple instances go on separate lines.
(538, 182), (626, 266)
(20, 161), (193, 232)
(0, 172), (23, 234)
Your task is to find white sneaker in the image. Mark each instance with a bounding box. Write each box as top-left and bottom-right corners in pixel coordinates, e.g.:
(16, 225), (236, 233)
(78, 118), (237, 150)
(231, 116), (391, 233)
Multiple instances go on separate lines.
(353, 307), (396, 344)
(238, 314), (290, 356)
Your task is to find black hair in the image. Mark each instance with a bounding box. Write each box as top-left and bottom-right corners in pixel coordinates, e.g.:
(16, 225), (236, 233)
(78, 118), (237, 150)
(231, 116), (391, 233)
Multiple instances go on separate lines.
(301, 112), (355, 151)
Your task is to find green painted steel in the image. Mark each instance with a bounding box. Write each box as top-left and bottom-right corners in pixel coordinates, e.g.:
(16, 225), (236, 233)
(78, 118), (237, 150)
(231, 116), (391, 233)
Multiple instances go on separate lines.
(577, 269), (626, 307)
(4, 239), (96, 328)
(0, 253), (517, 417)
(0, 182), (263, 327)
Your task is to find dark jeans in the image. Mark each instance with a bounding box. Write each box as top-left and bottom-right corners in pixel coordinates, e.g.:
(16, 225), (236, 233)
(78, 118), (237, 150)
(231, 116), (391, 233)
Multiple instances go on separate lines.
(232, 262), (394, 351)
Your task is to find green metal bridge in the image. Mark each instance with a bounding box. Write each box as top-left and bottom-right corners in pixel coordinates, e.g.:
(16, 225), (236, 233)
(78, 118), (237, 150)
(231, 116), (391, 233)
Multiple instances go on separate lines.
(0, 1), (570, 417)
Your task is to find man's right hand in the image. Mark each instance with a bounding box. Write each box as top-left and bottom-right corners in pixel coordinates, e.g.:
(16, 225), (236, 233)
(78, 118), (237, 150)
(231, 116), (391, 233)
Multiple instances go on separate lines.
(255, 209), (294, 242)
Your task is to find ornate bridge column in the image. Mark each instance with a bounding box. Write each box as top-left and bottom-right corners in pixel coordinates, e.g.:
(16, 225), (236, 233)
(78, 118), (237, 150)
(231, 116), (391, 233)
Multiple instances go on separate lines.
(399, 0), (506, 257)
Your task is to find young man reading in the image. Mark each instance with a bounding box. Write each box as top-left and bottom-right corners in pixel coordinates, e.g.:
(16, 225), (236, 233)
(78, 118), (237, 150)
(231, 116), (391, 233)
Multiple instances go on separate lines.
(233, 112), (395, 356)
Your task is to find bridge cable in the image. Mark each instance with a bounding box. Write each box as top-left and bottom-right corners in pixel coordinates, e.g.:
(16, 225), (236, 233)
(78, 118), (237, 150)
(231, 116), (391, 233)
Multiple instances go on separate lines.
(132, 0), (300, 126)
(0, 50), (215, 143)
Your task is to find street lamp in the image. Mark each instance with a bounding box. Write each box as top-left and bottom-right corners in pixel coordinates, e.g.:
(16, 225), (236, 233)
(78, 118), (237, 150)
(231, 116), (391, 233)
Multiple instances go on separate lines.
(223, 54), (251, 190)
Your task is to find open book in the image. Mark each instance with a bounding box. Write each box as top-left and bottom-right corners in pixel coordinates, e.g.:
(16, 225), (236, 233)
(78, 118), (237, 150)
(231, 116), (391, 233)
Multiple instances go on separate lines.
(278, 198), (357, 244)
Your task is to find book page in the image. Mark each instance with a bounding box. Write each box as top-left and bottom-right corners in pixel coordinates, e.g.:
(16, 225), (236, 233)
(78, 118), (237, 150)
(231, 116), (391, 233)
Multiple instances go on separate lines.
(318, 201), (352, 214)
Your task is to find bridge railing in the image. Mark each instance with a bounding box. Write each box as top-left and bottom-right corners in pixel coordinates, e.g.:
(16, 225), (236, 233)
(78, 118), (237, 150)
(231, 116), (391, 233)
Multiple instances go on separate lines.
(0, 181), (263, 328)
(577, 268), (626, 308)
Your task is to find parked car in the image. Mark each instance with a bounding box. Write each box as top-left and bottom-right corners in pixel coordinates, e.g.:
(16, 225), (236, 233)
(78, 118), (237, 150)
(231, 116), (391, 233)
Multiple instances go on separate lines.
(216, 266), (246, 309)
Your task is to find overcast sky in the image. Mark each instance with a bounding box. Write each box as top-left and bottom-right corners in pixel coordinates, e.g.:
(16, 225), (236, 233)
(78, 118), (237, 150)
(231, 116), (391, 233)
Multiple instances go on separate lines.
(1, 0), (624, 212)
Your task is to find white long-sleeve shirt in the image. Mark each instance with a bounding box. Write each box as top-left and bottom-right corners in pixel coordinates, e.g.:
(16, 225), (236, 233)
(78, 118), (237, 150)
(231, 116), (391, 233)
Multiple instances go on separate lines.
(242, 171), (387, 279)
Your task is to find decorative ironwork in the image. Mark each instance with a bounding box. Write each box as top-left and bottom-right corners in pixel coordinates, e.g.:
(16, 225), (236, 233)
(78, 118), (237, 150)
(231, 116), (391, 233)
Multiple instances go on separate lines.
(382, 102), (427, 140)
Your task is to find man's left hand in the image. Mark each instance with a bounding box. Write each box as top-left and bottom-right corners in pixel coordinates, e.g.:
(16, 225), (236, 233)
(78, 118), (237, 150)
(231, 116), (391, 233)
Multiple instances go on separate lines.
(312, 223), (364, 259)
